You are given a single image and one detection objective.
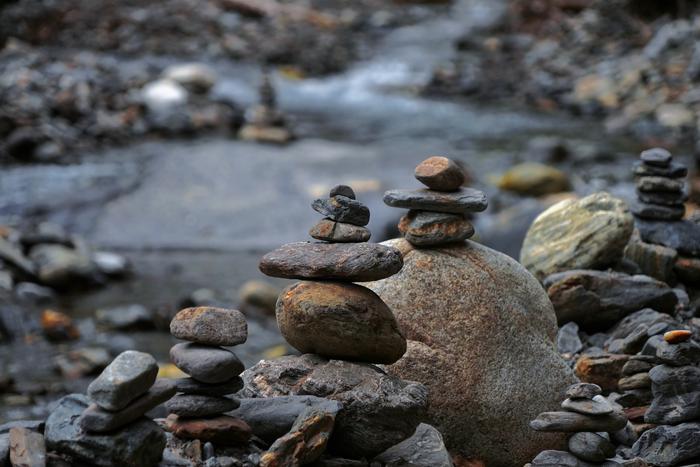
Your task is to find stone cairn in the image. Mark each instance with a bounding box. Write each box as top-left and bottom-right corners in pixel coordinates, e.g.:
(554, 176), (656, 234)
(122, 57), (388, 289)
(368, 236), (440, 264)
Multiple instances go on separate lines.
(383, 156), (486, 247)
(238, 70), (293, 144)
(527, 382), (629, 465)
(164, 307), (252, 448)
(631, 148), (688, 222)
(628, 329), (700, 465)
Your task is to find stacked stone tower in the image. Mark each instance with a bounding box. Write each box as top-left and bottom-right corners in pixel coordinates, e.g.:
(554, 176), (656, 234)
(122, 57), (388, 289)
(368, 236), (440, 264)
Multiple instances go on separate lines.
(383, 156), (486, 246)
(631, 148), (688, 221)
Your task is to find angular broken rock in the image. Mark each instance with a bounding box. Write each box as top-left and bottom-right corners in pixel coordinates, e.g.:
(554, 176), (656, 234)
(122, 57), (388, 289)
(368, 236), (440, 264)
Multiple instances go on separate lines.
(636, 176), (685, 193)
(530, 411), (627, 432)
(259, 242), (403, 282)
(566, 383), (602, 400)
(170, 307), (247, 346)
(414, 156), (465, 191)
(87, 351), (159, 411)
(311, 196), (369, 226)
(561, 395), (614, 415)
(640, 148), (672, 167)
(383, 188), (487, 214)
(9, 427), (45, 467)
(373, 423), (453, 467)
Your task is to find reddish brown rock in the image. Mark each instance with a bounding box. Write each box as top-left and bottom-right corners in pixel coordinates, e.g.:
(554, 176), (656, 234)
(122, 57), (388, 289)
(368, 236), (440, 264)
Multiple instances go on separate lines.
(414, 156), (465, 191)
(664, 330), (692, 344)
(164, 415), (251, 446)
(309, 219), (370, 243)
(398, 210), (474, 246)
(276, 281), (406, 364)
(575, 354), (629, 392)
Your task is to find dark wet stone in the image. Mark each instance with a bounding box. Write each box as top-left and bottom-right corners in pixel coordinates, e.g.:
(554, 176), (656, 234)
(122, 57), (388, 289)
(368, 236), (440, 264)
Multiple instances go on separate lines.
(329, 185), (355, 200)
(276, 281), (406, 364)
(637, 219), (700, 256)
(562, 395), (614, 415)
(612, 389), (653, 408)
(641, 335), (665, 357)
(637, 189), (688, 206)
(259, 242), (403, 282)
(568, 432), (616, 463)
(0, 421), (44, 435)
(607, 309), (680, 342)
(373, 423), (452, 467)
(608, 324), (649, 355)
(166, 394), (239, 418)
(80, 379), (177, 433)
(630, 201), (685, 221)
(398, 210), (474, 246)
(631, 423), (700, 466)
(566, 383), (602, 400)
(640, 148), (672, 167)
(531, 450), (595, 466)
(646, 364), (700, 424)
(618, 373), (651, 391)
(87, 351), (159, 411)
(164, 415), (251, 446)
(46, 394), (165, 467)
(170, 344), (244, 384)
(414, 156), (465, 191)
(636, 176), (685, 193)
(170, 307), (247, 347)
(311, 196), (369, 226)
(230, 396), (335, 443)
(558, 322), (583, 355)
(622, 359), (654, 376)
(530, 411), (627, 432)
(241, 354), (427, 458)
(544, 270), (678, 331)
(173, 376), (243, 396)
(9, 427), (45, 467)
(655, 339), (700, 366)
(633, 161), (687, 178)
(309, 220), (370, 243)
(383, 188), (487, 214)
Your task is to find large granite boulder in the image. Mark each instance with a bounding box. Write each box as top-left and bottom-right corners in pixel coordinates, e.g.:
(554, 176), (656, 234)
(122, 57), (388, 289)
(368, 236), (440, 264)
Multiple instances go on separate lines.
(520, 192), (634, 281)
(240, 354), (427, 459)
(366, 239), (577, 467)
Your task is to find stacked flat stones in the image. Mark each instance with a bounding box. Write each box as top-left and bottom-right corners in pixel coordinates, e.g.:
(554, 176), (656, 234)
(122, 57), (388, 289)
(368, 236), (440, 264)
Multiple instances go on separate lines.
(528, 383), (628, 465)
(80, 350), (175, 434)
(384, 156), (486, 246)
(165, 307), (250, 445)
(631, 148), (688, 222)
(259, 185), (407, 364)
(615, 354), (656, 416)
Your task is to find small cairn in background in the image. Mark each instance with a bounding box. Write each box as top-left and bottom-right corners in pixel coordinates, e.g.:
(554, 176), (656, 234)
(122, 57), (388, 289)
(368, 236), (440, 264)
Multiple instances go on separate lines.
(238, 70), (293, 144)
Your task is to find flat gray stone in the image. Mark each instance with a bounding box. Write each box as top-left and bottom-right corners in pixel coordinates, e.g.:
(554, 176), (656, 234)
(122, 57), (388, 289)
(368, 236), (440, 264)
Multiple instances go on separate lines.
(311, 196), (369, 226)
(170, 307), (247, 346)
(561, 395), (614, 415)
(170, 343), (244, 384)
(656, 340), (700, 366)
(165, 394), (239, 418)
(530, 411), (627, 432)
(87, 351), (159, 411)
(640, 148), (672, 167)
(631, 423), (700, 467)
(383, 187), (487, 214)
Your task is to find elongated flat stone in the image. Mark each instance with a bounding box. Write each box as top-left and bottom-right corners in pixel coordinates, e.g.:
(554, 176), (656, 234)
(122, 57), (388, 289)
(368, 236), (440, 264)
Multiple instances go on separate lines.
(259, 242), (403, 282)
(170, 307), (247, 346)
(79, 379), (176, 433)
(312, 196), (369, 226)
(166, 394), (239, 418)
(637, 176), (685, 193)
(530, 411), (627, 432)
(562, 395), (614, 415)
(630, 201), (685, 221)
(383, 188), (487, 213)
(633, 161), (687, 178)
(309, 219), (370, 243)
(87, 351), (158, 411)
(164, 414), (251, 446)
(170, 343), (244, 384)
(173, 376), (243, 396)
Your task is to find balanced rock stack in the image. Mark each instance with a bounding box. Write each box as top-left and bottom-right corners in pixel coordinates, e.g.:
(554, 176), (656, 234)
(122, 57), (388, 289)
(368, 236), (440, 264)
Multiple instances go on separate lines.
(631, 148), (688, 222)
(614, 354), (657, 417)
(44, 351), (171, 466)
(630, 330), (700, 465)
(260, 184), (407, 364)
(164, 307), (252, 447)
(384, 156), (486, 247)
(528, 382), (629, 465)
(238, 71), (293, 144)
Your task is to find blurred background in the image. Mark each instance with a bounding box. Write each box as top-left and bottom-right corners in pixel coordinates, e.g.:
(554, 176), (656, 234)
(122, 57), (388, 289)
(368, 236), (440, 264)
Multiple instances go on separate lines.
(0, 0), (699, 422)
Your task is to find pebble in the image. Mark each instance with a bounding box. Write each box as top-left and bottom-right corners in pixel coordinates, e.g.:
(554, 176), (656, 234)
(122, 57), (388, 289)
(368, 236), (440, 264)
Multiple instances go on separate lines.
(414, 156), (464, 191)
(630, 201), (685, 221)
(655, 339), (700, 366)
(166, 394), (239, 418)
(275, 281), (406, 364)
(164, 414), (251, 446)
(309, 219), (371, 243)
(259, 242), (403, 282)
(79, 379), (177, 433)
(173, 376), (243, 397)
(170, 343), (244, 384)
(329, 185), (355, 200)
(9, 427), (45, 467)
(383, 188), (487, 213)
(633, 161), (687, 178)
(636, 176), (685, 193)
(311, 196), (369, 226)
(561, 395), (614, 415)
(618, 373), (651, 391)
(530, 411), (627, 432)
(398, 210), (474, 246)
(566, 383), (602, 400)
(87, 350), (159, 411)
(640, 148), (672, 167)
(664, 330), (692, 344)
(170, 307), (247, 347)
(568, 432), (616, 463)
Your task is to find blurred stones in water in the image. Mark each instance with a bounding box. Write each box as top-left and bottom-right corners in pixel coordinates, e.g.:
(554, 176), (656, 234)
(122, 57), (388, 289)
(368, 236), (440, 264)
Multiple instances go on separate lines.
(238, 71), (293, 144)
(95, 304), (155, 331)
(238, 280), (280, 315)
(40, 309), (79, 341)
(162, 63), (217, 94)
(496, 162), (571, 197)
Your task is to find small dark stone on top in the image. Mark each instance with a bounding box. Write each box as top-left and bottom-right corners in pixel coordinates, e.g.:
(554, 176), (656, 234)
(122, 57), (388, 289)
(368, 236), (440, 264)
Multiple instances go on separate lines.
(329, 185), (356, 200)
(640, 148), (672, 167)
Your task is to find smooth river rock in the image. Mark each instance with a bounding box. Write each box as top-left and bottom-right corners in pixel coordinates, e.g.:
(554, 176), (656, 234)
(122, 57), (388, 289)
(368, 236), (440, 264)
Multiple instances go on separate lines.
(170, 307), (247, 346)
(414, 156), (465, 191)
(520, 192), (633, 281)
(170, 343), (244, 384)
(365, 238), (577, 466)
(87, 351), (159, 411)
(309, 220), (371, 243)
(398, 210), (474, 246)
(383, 188), (487, 213)
(311, 196), (369, 226)
(276, 281), (406, 364)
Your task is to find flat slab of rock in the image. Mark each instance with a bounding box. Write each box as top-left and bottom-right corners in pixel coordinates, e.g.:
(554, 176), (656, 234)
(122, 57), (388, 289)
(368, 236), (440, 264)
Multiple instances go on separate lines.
(561, 395), (614, 415)
(309, 220), (370, 243)
(414, 156), (465, 191)
(520, 193), (633, 281)
(87, 350), (159, 411)
(164, 414), (251, 446)
(276, 281), (406, 364)
(311, 196), (369, 226)
(170, 343), (244, 384)
(259, 242), (403, 282)
(398, 210), (473, 246)
(373, 423), (453, 467)
(630, 201), (685, 221)
(631, 422), (700, 466)
(80, 379), (177, 433)
(241, 354), (427, 459)
(170, 307), (247, 346)
(9, 427), (45, 467)
(173, 376), (243, 396)
(46, 394), (165, 467)
(530, 411), (627, 432)
(637, 219), (700, 256)
(166, 394), (239, 418)
(633, 161), (687, 178)
(383, 188), (487, 213)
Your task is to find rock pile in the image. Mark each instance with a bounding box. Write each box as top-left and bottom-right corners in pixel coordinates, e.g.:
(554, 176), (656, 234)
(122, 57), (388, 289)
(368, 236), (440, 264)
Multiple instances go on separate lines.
(631, 148), (688, 222)
(238, 71), (294, 144)
(528, 382), (632, 465)
(164, 307), (252, 448)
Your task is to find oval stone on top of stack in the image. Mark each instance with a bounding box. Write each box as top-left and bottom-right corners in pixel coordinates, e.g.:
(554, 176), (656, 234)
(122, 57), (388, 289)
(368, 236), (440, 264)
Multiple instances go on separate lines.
(414, 156), (465, 191)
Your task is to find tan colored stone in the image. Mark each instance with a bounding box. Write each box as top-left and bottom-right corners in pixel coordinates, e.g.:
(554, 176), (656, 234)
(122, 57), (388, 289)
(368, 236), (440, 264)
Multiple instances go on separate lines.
(414, 156), (464, 191)
(664, 330), (692, 344)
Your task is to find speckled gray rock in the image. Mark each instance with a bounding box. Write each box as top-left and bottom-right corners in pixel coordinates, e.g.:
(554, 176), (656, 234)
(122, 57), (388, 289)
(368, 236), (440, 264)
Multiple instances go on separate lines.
(366, 239), (577, 466)
(566, 383), (602, 400)
(166, 394), (239, 418)
(45, 394), (165, 467)
(568, 432), (615, 462)
(383, 188), (487, 213)
(373, 423), (453, 467)
(311, 196), (369, 226)
(87, 351), (158, 411)
(170, 343), (244, 384)
(170, 307), (247, 346)
(414, 156), (465, 191)
(520, 193), (633, 281)
(655, 340), (700, 366)
(530, 411), (627, 432)
(629, 201), (685, 221)
(631, 423), (700, 467)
